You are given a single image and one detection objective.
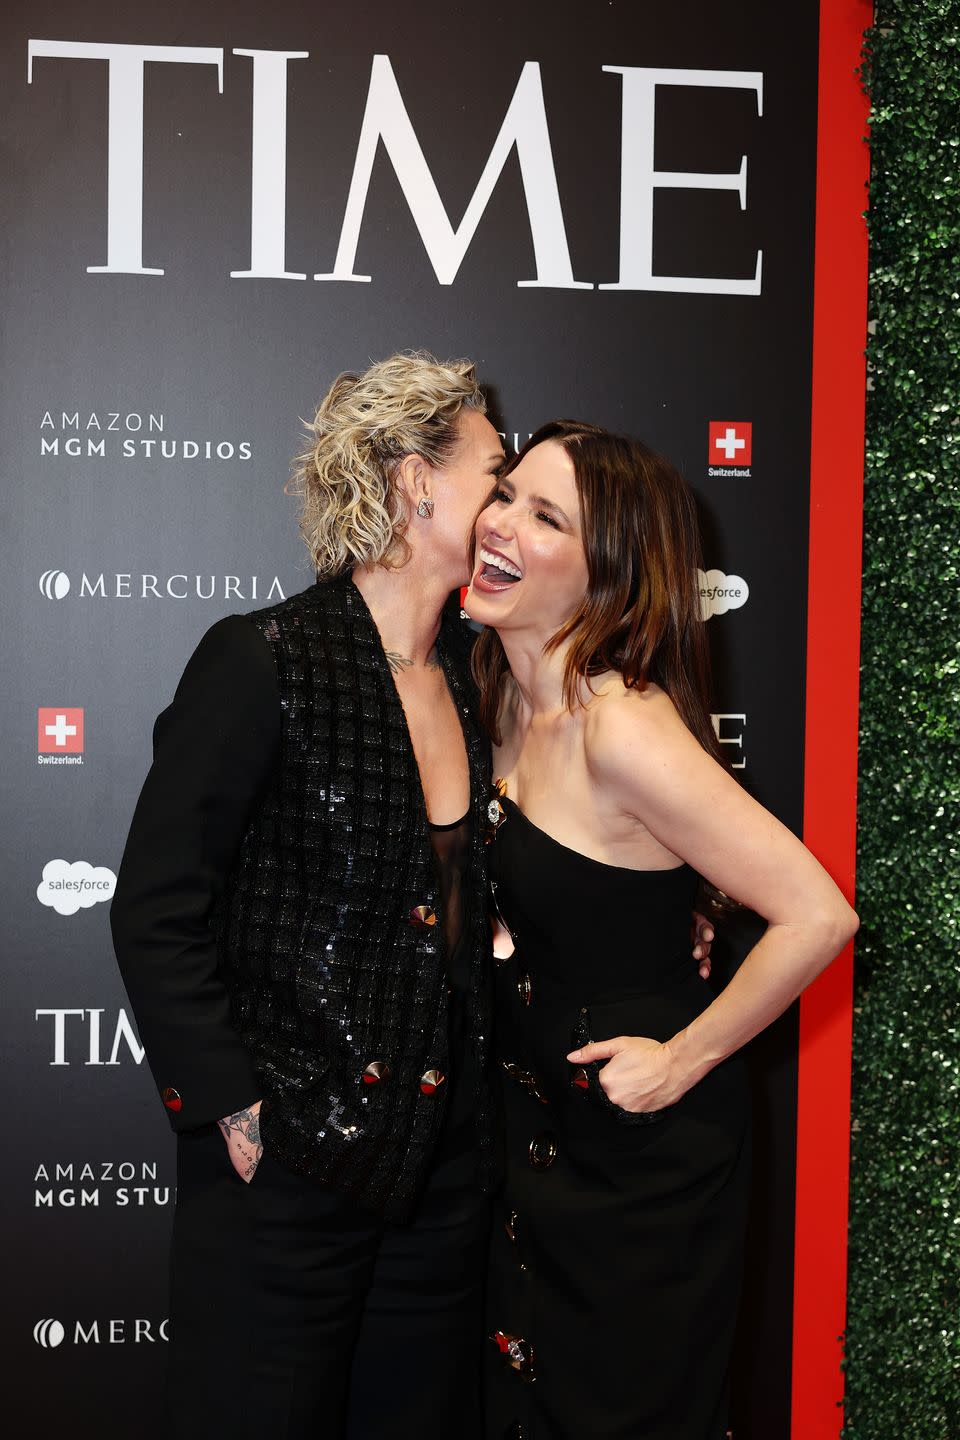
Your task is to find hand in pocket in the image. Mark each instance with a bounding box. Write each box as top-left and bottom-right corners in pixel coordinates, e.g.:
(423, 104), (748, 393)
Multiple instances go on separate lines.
(217, 1100), (264, 1182)
(567, 1034), (682, 1114)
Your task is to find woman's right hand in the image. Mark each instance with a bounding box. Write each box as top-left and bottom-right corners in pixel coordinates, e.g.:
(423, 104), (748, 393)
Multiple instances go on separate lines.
(691, 911), (714, 979)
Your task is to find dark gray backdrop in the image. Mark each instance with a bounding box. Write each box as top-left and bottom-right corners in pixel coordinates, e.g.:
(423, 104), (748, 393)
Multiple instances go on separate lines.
(1, 2), (819, 1433)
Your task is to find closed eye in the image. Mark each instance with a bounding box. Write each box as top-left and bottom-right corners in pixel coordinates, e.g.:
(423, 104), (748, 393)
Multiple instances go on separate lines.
(536, 510), (560, 528)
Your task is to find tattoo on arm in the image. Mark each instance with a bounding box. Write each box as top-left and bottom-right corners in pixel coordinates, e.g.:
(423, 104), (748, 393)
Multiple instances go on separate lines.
(217, 1105), (263, 1180)
(385, 651), (414, 675)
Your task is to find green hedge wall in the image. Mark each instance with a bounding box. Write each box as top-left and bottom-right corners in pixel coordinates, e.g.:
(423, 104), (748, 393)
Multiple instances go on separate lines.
(845, 5), (960, 1436)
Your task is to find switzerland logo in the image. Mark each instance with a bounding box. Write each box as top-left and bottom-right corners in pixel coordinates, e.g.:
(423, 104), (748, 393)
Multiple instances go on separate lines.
(38, 708), (84, 754)
(708, 421), (752, 467)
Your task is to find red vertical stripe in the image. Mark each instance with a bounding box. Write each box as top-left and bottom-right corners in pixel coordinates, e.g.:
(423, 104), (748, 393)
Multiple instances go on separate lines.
(794, 2), (871, 1435)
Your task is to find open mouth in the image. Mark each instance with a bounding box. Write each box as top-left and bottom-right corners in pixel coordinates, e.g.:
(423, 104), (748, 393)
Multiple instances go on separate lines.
(474, 546), (523, 592)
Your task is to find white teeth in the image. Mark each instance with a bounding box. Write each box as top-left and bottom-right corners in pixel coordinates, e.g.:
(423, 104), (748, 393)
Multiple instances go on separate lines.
(479, 547), (522, 579)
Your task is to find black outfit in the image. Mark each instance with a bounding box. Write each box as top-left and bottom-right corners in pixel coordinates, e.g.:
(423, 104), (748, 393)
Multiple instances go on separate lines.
(111, 574), (493, 1218)
(429, 809), (480, 1134)
(485, 798), (751, 1440)
(110, 577), (493, 1437)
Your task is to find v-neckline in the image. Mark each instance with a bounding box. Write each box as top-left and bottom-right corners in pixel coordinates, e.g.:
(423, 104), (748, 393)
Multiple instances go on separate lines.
(343, 574), (473, 829)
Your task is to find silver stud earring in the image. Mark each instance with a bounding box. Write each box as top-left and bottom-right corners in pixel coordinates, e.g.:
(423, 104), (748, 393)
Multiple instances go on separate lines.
(416, 497), (435, 518)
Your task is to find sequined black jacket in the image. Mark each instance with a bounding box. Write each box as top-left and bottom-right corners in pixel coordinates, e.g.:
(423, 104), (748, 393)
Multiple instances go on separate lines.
(112, 576), (493, 1221)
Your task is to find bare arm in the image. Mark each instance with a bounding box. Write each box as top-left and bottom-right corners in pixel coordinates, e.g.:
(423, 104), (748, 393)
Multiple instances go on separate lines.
(569, 690), (858, 1110)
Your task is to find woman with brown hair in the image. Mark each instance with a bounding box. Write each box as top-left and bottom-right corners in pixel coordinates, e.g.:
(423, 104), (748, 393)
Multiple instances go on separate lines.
(465, 421), (858, 1439)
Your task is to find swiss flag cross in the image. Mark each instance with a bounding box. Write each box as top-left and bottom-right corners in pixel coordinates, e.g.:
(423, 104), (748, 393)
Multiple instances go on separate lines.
(38, 707), (84, 754)
(709, 421), (752, 467)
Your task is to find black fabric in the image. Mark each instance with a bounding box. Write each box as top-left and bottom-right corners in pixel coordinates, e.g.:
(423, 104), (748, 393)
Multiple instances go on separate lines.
(485, 798), (752, 1440)
(112, 575), (493, 1222)
(428, 810), (477, 1137)
(165, 1121), (488, 1440)
(110, 615), (280, 1127)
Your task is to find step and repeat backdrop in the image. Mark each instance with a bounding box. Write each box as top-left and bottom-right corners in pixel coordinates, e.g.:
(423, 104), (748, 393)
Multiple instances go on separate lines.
(1, 1), (864, 1435)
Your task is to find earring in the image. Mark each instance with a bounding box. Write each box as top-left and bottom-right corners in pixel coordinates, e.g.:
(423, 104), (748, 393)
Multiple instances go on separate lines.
(416, 497), (435, 518)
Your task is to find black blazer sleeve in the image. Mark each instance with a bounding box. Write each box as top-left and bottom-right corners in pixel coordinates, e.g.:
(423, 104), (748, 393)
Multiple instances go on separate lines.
(110, 614), (281, 1132)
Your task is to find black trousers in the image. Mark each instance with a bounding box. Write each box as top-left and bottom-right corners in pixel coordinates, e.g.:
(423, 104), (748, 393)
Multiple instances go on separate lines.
(165, 1117), (489, 1439)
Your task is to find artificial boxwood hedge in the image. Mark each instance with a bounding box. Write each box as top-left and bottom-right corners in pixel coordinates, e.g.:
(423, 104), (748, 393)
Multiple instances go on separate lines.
(844, 5), (960, 1436)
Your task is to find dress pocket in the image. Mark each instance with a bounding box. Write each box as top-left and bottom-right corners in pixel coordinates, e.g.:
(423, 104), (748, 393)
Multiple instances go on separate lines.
(572, 1007), (666, 1128)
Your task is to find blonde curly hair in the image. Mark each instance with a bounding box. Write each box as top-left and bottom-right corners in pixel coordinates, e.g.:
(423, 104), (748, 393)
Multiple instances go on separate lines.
(289, 350), (487, 577)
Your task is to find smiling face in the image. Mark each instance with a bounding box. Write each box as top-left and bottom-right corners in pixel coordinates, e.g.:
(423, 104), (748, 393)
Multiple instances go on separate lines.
(465, 438), (590, 636)
(421, 407), (506, 587)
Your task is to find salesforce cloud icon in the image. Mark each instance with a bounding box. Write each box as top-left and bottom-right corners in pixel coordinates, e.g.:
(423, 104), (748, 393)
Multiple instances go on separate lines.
(37, 859), (117, 916)
(697, 568), (750, 620)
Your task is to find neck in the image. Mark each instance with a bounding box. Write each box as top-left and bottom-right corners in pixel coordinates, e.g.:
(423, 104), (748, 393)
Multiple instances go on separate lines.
(497, 623), (573, 721)
(351, 557), (454, 667)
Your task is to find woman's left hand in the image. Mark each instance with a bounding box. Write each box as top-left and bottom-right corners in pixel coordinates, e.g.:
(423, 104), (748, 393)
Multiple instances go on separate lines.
(566, 1035), (686, 1113)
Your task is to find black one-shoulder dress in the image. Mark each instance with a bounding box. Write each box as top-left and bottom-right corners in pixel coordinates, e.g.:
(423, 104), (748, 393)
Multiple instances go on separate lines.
(485, 797), (751, 1440)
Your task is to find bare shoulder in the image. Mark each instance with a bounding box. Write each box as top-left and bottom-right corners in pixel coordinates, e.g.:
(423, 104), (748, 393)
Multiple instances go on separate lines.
(583, 680), (700, 786)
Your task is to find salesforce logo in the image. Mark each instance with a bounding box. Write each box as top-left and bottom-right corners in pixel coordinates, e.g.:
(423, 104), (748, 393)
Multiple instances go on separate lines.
(39, 569), (71, 599)
(698, 568), (749, 620)
(37, 860), (117, 916)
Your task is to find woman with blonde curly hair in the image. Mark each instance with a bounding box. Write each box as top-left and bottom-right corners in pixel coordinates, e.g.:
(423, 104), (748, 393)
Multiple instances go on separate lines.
(111, 351), (511, 1438)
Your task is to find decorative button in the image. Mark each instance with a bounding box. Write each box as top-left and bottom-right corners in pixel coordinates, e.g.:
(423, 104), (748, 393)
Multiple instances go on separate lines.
(501, 1060), (549, 1105)
(362, 1060), (391, 1085)
(517, 973), (532, 1006)
(409, 904), (437, 928)
(528, 1133), (557, 1170)
(490, 1331), (536, 1382)
(503, 1209), (527, 1270)
(161, 1087), (182, 1113)
(420, 1068), (446, 1095)
(484, 778), (509, 842)
(570, 1066), (590, 1091)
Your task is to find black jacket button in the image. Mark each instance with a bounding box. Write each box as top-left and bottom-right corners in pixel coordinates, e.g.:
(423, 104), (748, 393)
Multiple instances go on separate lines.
(528, 1133), (557, 1170)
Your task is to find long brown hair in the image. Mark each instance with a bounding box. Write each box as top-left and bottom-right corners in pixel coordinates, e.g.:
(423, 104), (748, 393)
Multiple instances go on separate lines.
(472, 420), (725, 770)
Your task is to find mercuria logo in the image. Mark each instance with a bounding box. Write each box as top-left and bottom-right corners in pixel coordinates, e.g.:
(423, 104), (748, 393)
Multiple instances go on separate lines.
(33, 1317), (169, 1345)
(39, 569), (70, 599)
(36, 570), (286, 602)
(33, 1319), (65, 1348)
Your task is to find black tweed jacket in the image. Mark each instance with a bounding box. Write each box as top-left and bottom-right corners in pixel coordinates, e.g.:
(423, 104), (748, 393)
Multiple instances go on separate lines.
(112, 575), (493, 1221)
